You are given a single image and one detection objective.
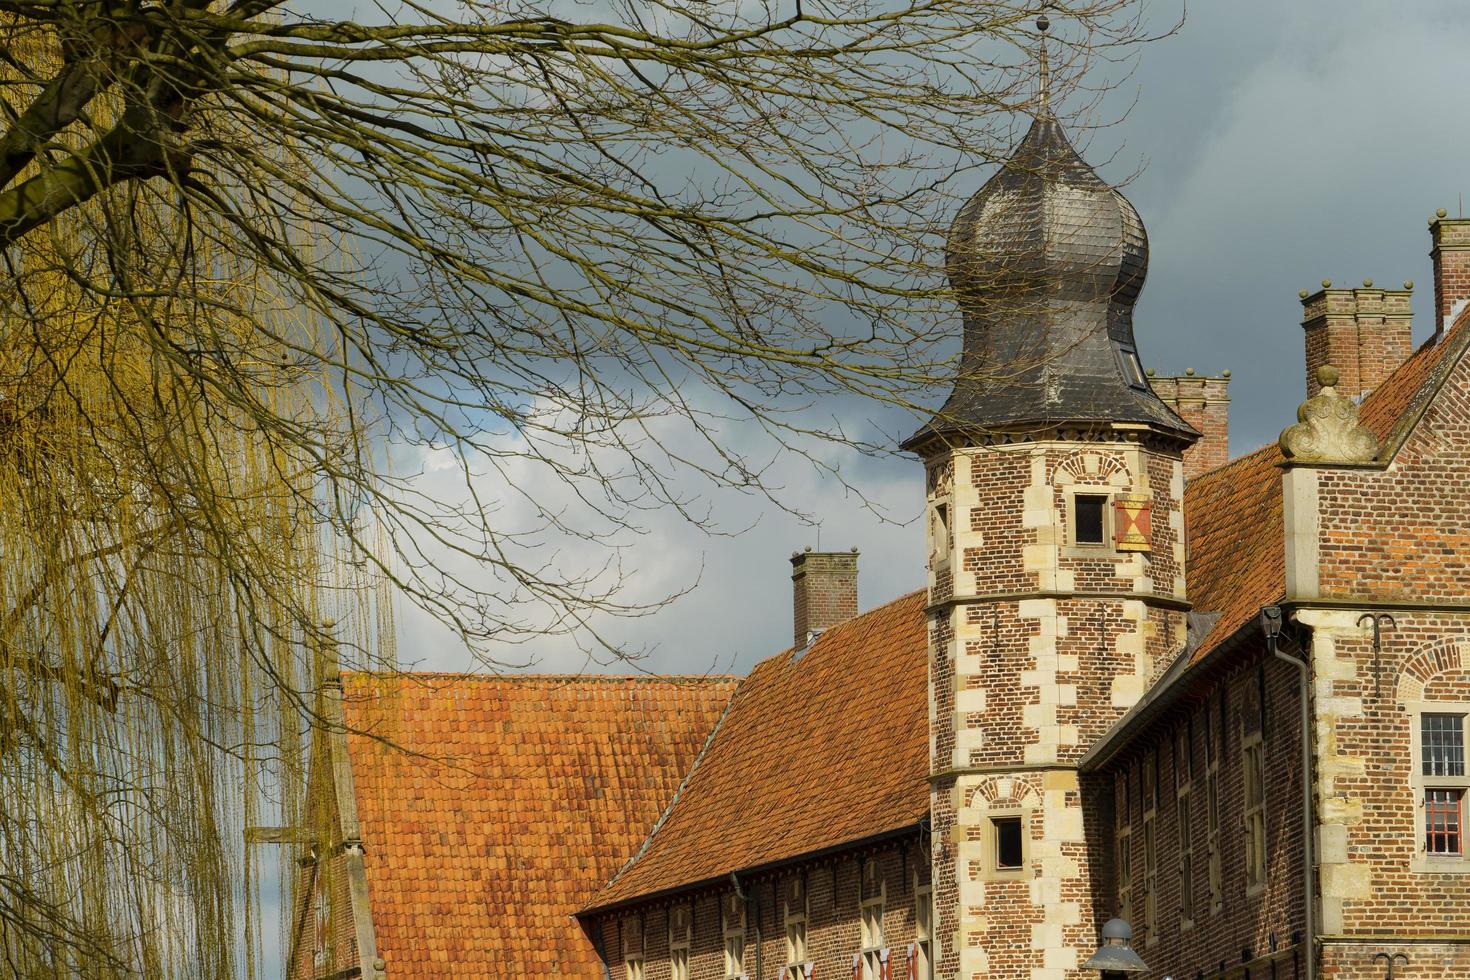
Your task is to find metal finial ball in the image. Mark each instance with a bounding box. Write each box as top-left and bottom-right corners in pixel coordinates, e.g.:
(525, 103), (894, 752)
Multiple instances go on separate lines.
(1037, 13), (1050, 32)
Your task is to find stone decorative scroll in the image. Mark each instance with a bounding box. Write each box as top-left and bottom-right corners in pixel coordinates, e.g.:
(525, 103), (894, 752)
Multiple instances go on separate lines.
(1279, 365), (1379, 463)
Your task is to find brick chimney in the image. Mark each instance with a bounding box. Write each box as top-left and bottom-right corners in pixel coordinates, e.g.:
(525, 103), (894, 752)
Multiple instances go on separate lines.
(790, 547), (858, 650)
(1431, 210), (1470, 337)
(1147, 369), (1230, 480)
(1298, 280), (1413, 399)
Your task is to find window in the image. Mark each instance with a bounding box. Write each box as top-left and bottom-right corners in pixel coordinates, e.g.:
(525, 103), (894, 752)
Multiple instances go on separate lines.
(670, 905), (692, 980)
(1114, 770), (1132, 922)
(1242, 733), (1267, 893)
(625, 958), (645, 980)
(1176, 725), (1195, 927)
(932, 500), (951, 566)
(1205, 694), (1224, 913)
(784, 877), (808, 978)
(860, 859), (885, 980)
(914, 885), (933, 980)
(994, 817), (1023, 870)
(1414, 710), (1470, 866)
(1142, 751), (1158, 944)
(723, 893), (746, 978)
(1114, 342), (1149, 390)
(624, 916), (644, 980)
(1075, 494), (1108, 546)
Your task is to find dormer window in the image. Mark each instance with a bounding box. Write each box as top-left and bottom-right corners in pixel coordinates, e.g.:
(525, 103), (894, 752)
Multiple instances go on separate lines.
(1114, 342), (1149, 390)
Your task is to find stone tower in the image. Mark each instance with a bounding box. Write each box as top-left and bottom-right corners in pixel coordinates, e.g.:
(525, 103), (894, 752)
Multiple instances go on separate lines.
(903, 103), (1197, 979)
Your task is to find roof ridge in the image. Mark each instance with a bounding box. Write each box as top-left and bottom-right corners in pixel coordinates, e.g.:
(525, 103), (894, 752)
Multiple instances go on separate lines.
(341, 671), (741, 683)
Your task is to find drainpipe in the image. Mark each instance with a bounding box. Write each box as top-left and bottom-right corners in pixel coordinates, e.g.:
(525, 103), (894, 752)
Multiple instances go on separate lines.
(1261, 606), (1315, 980)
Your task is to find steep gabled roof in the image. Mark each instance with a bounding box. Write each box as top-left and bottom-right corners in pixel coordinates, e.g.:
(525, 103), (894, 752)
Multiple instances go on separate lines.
(1185, 313), (1470, 668)
(585, 590), (931, 912)
(338, 673), (738, 978)
(1084, 312), (1470, 770)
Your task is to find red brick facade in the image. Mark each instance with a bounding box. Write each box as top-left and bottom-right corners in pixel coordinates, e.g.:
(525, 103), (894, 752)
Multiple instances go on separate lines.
(1431, 215), (1470, 336)
(1298, 284), (1413, 400)
(791, 548), (861, 650)
(1149, 372), (1231, 480)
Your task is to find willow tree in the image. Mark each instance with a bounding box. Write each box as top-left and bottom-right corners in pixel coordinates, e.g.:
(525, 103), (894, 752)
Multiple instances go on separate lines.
(0, 0), (1157, 973)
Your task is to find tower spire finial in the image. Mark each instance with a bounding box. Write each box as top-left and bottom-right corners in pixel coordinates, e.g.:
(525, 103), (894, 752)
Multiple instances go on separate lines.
(1036, 5), (1052, 112)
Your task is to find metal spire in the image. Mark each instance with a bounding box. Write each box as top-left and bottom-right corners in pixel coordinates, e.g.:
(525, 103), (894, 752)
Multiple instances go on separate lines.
(1036, 7), (1052, 111)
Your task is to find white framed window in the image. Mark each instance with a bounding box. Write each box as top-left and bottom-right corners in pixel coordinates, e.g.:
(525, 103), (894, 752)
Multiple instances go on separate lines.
(930, 497), (952, 568)
(1205, 692), (1224, 914)
(624, 957), (644, 980)
(860, 858), (885, 980)
(914, 883), (933, 980)
(670, 904), (692, 980)
(1142, 751), (1158, 945)
(723, 892), (747, 979)
(1063, 487), (1116, 555)
(1176, 724), (1195, 929)
(1242, 732), (1267, 894)
(783, 876), (809, 978)
(1408, 703), (1470, 872)
(1114, 769), (1132, 923)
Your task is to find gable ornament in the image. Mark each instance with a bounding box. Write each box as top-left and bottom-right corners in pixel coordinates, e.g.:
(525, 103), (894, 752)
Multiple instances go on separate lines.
(1278, 365), (1378, 463)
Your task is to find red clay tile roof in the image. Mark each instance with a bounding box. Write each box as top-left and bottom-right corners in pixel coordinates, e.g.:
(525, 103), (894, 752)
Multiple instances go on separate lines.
(1184, 314), (1470, 666)
(587, 590), (931, 911)
(339, 673), (738, 978)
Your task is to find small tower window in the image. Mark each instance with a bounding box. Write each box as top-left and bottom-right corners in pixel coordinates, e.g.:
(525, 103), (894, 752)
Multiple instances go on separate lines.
(1075, 494), (1107, 545)
(1114, 342), (1149, 390)
(993, 816), (1023, 870)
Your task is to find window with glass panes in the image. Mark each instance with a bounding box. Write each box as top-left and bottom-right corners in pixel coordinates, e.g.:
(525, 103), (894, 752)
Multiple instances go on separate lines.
(1176, 724), (1195, 926)
(670, 905), (692, 980)
(859, 859), (884, 980)
(1242, 734), (1267, 891)
(1114, 769), (1132, 922)
(1205, 693), (1224, 913)
(1142, 751), (1158, 943)
(914, 885), (933, 980)
(1420, 712), (1469, 856)
(784, 877), (808, 977)
(723, 894), (746, 978)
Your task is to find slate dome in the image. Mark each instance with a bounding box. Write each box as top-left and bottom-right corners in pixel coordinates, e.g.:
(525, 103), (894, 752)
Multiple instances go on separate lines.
(907, 111), (1194, 447)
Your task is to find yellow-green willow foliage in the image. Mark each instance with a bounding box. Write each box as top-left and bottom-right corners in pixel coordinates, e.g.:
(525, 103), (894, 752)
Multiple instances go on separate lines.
(0, 26), (392, 978)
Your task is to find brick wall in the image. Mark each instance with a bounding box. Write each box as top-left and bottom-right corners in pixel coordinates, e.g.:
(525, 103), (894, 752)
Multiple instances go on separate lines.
(1149, 372), (1231, 480)
(926, 437), (1190, 980)
(1297, 284), (1413, 400)
(594, 837), (931, 980)
(1093, 654), (1307, 980)
(1431, 214), (1470, 336)
(791, 549), (860, 650)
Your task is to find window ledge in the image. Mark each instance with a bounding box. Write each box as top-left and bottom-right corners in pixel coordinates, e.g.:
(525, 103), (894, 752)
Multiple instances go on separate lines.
(1412, 856), (1470, 874)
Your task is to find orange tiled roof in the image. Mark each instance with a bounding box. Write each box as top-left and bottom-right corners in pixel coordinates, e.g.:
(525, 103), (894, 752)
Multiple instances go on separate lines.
(339, 673), (739, 978)
(1184, 315), (1470, 666)
(587, 590), (931, 911)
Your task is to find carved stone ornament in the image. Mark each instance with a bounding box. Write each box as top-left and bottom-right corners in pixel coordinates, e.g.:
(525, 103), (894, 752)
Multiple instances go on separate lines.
(1278, 365), (1379, 463)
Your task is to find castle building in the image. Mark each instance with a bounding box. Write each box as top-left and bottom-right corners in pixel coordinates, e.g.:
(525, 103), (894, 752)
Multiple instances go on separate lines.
(288, 101), (1470, 980)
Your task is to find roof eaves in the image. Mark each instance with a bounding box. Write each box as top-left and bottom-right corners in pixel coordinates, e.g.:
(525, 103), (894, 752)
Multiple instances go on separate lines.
(579, 820), (924, 918)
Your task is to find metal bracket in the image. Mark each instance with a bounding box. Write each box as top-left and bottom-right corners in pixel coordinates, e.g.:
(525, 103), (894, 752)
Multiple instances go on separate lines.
(1373, 951), (1408, 979)
(1357, 613), (1397, 700)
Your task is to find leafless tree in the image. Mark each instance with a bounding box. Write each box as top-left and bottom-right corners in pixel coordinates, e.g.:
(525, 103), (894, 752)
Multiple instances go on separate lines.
(0, 0), (1157, 973)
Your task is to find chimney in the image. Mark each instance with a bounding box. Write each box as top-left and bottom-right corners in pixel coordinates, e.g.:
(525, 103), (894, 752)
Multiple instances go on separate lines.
(1298, 280), (1413, 399)
(1431, 210), (1470, 337)
(790, 547), (858, 651)
(1147, 369), (1230, 480)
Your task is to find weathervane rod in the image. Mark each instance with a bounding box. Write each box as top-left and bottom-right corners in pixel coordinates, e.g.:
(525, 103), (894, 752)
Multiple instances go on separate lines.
(1036, 5), (1052, 111)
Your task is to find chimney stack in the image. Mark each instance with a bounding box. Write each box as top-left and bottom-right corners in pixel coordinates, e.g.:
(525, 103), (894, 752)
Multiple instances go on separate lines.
(1431, 210), (1470, 337)
(790, 547), (858, 651)
(1148, 369), (1230, 480)
(1298, 280), (1413, 399)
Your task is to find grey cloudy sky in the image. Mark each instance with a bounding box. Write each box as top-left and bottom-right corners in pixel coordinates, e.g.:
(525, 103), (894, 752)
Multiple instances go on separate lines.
(390, 0), (1470, 679)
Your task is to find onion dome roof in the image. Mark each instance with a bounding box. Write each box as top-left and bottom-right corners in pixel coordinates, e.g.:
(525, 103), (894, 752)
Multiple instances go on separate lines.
(907, 111), (1195, 448)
